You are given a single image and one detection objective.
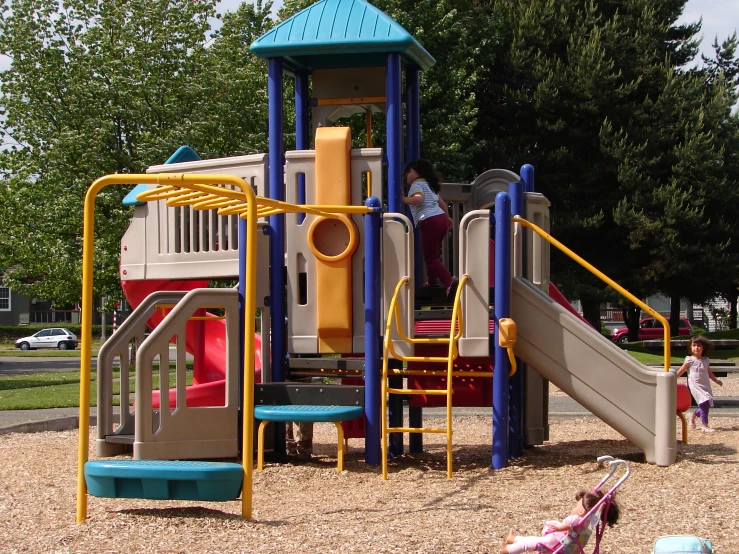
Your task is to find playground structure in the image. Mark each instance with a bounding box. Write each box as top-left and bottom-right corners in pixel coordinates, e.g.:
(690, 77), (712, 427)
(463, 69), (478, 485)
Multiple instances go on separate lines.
(76, 0), (678, 522)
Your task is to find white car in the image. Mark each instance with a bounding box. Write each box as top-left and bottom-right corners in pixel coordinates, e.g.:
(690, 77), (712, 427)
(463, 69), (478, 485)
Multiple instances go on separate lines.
(14, 328), (78, 351)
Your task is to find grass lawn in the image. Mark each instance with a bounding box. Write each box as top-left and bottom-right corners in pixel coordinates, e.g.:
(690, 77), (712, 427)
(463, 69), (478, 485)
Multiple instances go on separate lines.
(1, 328), (736, 411)
(617, 327), (739, 364)
(0, 366), (193, 410)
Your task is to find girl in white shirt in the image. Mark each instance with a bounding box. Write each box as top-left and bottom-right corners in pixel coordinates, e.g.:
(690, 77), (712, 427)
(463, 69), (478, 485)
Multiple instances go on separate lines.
(401, 159), (456, 298)
(676, 335), (723, 432)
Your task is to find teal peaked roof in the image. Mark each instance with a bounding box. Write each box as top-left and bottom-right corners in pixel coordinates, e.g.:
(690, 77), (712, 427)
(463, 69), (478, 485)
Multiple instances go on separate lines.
(250, 0), (435, 72)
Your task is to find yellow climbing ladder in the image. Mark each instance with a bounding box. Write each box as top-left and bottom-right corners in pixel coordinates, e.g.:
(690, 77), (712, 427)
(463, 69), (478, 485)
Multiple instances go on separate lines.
(381, 275), (469, 479)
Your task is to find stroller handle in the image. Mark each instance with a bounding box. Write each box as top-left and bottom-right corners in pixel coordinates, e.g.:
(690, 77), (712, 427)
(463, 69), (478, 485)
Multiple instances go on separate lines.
(595, 456), (630, 492)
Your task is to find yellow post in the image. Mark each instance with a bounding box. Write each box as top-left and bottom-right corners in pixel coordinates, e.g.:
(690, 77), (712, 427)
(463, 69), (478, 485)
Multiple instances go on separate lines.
(76, 180), (108, 523)
(240, 179), (257, 519)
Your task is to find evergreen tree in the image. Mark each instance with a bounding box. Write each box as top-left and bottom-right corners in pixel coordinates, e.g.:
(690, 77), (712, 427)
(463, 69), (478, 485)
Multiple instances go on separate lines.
(472, 0), (736, 337)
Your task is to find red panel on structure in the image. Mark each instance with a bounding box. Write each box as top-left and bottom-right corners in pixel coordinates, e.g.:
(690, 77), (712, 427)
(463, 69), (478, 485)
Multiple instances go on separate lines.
(676, 383), (691, 413)
(406, 343), (493, 407)
(340, 377), (366, 438)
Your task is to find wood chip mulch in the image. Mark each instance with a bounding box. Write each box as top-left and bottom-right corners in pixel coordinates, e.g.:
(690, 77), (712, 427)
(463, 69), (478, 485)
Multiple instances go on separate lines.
(2, 389), (738, 553)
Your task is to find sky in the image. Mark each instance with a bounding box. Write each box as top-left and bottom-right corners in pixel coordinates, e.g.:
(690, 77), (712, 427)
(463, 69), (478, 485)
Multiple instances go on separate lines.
(678, 0), (739, 60)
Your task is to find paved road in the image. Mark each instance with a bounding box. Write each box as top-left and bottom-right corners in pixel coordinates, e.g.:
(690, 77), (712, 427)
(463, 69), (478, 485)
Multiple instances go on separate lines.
(0, 356), (98, 375)
(0, 348), (188, 376)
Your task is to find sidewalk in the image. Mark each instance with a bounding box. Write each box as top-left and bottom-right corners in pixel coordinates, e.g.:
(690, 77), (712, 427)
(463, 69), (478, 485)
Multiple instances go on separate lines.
(0, 408), (119, 435)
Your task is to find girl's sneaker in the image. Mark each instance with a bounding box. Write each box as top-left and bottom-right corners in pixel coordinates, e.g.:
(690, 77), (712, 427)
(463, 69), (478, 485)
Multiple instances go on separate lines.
(688, 412), (696, 429)
(701, 427), (716, 433)
(446, 278), (459, 299)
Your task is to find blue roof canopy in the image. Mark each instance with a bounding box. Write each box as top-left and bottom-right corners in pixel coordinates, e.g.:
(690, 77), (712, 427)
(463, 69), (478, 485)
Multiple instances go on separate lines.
(250, 0), (435, 72)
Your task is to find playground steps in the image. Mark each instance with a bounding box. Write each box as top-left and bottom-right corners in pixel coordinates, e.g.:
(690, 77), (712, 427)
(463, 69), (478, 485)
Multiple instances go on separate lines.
(381, 339), (460, 479)
(84, 459), (243, 501)
(103, 434), (134, 445)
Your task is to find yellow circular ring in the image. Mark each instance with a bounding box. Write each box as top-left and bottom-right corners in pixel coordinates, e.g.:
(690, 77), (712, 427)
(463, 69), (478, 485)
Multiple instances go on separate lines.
(307, 214), (359, 263)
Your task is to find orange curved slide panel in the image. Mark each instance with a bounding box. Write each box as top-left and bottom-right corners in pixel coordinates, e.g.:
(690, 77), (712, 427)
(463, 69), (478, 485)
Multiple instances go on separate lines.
(312, 127), (355, 353)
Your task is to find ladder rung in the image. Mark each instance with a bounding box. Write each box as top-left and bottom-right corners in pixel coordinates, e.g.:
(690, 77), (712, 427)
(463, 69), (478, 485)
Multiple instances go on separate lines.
(387, 427), (447, 434)
(389, 369), (494, 378)
(394, 356), (453, 363)
(386, 388), (448, 395)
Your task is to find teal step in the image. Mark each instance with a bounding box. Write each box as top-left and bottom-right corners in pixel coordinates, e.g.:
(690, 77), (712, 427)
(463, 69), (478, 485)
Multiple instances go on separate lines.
(254, 404), (363, 423)
(85, 460), (243, 501)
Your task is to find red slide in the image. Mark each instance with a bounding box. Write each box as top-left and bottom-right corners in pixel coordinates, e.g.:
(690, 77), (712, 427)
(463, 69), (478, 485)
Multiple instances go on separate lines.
(122, 279), (262, 408)
(548, 282), (594, 329)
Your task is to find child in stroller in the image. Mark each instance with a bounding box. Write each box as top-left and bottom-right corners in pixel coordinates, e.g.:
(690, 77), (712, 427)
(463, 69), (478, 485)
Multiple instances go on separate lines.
(499, 456), (628, 554)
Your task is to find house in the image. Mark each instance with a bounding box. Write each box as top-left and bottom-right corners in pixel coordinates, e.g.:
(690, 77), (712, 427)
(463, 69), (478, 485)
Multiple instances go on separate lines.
(0, 282), (85, 326)
(0, 283), (32, 326)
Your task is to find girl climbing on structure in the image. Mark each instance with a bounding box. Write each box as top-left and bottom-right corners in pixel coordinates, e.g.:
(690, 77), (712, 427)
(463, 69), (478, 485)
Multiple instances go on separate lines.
(401, 159), (457, 298)
(677, 335), (723, 433)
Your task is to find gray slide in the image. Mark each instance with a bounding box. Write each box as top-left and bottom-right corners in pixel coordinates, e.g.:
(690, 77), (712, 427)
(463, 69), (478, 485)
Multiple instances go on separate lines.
(511, 277), (677, 466)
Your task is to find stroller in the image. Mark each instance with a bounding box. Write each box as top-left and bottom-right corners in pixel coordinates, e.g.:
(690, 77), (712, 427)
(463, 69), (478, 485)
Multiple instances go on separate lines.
(537, 456), (629, 554)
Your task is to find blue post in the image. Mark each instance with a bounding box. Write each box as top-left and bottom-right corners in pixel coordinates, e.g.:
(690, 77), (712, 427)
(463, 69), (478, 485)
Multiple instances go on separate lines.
(295, 70), (309, 224)
(520, 164), (535, 193)
(386, 53), (402, 214)
(267, 57), (286, 455)
(404, 65), (420, 163)
(404, 65), (424, 294)
(493, 192), (512, 469)
(364, 197), (382, 465)
(267, 58), (286, 383)
(508, 182), (524, 459)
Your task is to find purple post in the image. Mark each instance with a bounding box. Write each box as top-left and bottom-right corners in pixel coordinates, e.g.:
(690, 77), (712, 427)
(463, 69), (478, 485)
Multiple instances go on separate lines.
(493, 192), (512, 469)
(295, 70), (309, 224)
(520, 164), (535, 193)
(386, 53), (402, 214)
(364, 196), (382, 465)
(508, 181), (524, 458)
(267, 58), (286, 383)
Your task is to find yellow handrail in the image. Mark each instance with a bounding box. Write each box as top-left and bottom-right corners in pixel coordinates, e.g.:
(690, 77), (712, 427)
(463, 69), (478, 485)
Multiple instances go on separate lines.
(511, 216), (671, 372)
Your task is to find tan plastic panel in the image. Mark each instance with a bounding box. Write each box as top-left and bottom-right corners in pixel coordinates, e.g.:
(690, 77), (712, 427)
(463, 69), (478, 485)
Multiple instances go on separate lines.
(458, 210), (492, 357)
(96, 291), (187, 457)
(121, 153), (267, 282)
(522, 192), (551, 290)
(512, 277), (676, 466)
(382, 214), (414, 358)
(133, 288), (241, 460)
(471, 168), (520, 210)
(285, 148), (383, 354)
